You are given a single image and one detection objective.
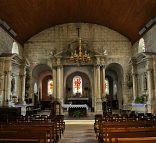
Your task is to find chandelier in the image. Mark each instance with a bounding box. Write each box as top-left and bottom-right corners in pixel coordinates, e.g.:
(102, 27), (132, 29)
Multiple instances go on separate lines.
(70, 37), (91, 63)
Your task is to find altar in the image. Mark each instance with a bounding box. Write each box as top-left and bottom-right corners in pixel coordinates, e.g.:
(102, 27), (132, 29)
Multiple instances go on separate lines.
(63, 104), (88, 117)
(131, 103), (147, 113)
(62, 104), (88, 111)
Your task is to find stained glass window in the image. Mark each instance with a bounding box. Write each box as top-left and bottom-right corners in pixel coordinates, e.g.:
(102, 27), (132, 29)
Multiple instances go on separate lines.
(105, 79), (109, 95)
(48, 80), (53, 96)
(73, 76), (82, 95)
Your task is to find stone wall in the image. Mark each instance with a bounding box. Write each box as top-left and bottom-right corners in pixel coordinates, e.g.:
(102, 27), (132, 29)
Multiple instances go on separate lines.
(24, 23), (132, 106)
(24, 23), (132, 75)
(24, 23), (132, 65)
(132, 24), (156, 56)
(0, 27), (23, 56)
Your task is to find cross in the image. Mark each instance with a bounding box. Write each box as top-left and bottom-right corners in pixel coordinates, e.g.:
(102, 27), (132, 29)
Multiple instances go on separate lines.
(74, 78), (81, 92)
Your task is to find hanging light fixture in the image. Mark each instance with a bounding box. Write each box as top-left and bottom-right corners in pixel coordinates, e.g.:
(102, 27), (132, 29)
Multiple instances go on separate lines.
(70, 28), (91, 63)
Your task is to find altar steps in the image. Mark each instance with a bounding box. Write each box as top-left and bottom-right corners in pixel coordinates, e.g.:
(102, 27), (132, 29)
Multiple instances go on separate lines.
(65, 119), (95, 124)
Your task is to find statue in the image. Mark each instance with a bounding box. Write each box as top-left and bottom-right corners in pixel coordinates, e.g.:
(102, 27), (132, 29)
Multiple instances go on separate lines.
(11, 78), (15, 94)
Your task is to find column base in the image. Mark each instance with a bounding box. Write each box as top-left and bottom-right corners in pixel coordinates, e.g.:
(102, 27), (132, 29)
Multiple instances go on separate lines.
(95, 98), (103, 114)
(56, 98), (64, 115)
(146, 100), (152, 113)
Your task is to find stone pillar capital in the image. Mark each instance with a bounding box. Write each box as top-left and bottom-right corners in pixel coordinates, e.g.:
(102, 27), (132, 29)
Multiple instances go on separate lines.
(95, 64), (101, 68)
(101, 64), (106, 68)
(4, 71), (11, 75)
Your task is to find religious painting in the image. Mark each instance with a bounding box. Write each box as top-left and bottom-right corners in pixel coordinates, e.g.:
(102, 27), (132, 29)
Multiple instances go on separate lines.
(73, 76), (82, 96)
(48, 80), (53, 96)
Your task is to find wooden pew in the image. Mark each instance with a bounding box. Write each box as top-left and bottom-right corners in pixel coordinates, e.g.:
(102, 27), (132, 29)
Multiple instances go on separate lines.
(26, 106), (41, 116)
(0, 122), (58, 143)
(98, 120), (156, 143)
(0, 114), (65, 143)
(104, 127), (156, 143)
(0, 130), (47, 143)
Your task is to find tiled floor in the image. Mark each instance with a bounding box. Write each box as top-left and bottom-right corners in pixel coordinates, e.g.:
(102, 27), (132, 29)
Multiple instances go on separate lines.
(39, 110), (98, 143)
(59, 124), (98, 143)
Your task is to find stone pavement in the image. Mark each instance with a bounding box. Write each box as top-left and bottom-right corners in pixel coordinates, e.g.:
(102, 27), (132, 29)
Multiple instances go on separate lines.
(59, 123), (98, 143)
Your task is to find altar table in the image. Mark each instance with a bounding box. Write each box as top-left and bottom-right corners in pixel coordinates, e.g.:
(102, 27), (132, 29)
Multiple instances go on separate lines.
(62, 104), (88, 111)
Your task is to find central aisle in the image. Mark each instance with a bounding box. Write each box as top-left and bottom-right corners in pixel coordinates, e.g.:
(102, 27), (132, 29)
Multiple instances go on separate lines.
(59, 122), (98, 143)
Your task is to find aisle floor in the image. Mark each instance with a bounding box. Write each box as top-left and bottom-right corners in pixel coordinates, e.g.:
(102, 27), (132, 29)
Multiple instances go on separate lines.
(59, 124), (98, 143)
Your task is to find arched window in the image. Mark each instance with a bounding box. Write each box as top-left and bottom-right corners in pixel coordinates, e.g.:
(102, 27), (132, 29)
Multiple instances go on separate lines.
(138, 38), (145, 53)
(34, 83), (38, 94)
(113, 82), (117, 99)
(12, 41), (19, 54)
(105, 79), (109, 95)
(73, 76), (82, 95)
(48, 80), (53, 96)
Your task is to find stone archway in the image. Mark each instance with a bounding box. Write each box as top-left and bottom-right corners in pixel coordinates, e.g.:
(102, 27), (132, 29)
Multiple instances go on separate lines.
(105, 63), (123, 110)
(32, 64), (52, 108)
(65, 71), (92, 108)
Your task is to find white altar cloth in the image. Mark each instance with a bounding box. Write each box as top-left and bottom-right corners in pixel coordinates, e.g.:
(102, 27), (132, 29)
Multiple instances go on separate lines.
(63, 104), (88, 111)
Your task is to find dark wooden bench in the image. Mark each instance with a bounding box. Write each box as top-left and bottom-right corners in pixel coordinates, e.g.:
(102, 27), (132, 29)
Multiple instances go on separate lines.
(97, 120), (156, 143)
(104, 127), (156, 143)
(0, 114), (65, 143)
(26, 106), (41, 115)
(2, 122), (59, 143)
(0, 107), (21, 123)
(0, 130), (47, 143)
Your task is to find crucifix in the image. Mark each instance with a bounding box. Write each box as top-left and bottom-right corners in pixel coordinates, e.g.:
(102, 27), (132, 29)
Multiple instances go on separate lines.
(74, 78), (81, 93)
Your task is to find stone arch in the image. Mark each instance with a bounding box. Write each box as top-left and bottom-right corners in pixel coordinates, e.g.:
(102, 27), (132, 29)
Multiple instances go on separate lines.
(32, 64), (52, 107)
(65, 70), (92, 108)
(64, 66), (93, 103)
(105, 63), (124, 110)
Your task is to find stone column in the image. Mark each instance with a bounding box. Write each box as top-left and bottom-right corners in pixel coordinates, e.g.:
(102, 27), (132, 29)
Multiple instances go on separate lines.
(132, 73), (137, 101)
(20, 74), (26, 103)
(93, 66), (97, 112)
(146, 57), (153, 113)
(60, 66), (64, 114)
(6, 71), (11, 102)
(4, 71), (7, 103)
(96, 65), (103, 114)
(146, 69), (153, 113)
(52, 67), (57, 99)
(153, 56), (156, 100)
(147, 69), (153, 101)
(101, 65), (106, 98)
(56, 66), (61, 100)
(20, 65), (26, 104)
(29, 68), (34, 105)
(132, 62), (137, 101)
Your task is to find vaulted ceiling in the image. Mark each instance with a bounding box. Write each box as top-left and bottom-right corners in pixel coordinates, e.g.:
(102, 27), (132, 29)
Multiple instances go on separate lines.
(0, 0), (155, 44)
